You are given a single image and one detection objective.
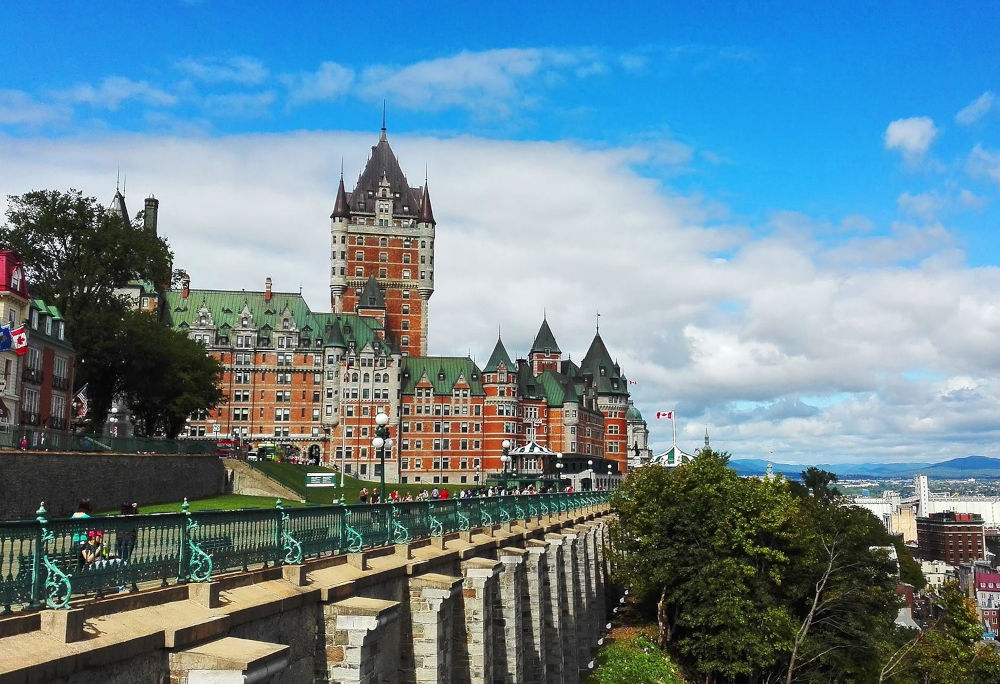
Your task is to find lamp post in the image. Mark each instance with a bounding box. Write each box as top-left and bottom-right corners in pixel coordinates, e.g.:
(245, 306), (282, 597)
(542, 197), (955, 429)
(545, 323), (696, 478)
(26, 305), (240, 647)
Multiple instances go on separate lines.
(587, 459), (594, 491)
(608, 463), (614, 490)
(475, 464), (481, 485)
(371, 411), (392, 503)
(500, 439), (511, 475)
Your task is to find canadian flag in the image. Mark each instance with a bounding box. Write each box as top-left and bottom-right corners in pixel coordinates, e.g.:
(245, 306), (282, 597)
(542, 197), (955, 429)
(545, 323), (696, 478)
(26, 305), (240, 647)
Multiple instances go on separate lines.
(10, 326), (27, 355)
(656, 411), (674, 420)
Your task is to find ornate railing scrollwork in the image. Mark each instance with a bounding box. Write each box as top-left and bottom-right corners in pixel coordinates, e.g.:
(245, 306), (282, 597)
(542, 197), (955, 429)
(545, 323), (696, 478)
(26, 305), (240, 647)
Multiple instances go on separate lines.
(457, 502), (471, 531)
(344, 510), (364, 553)
(391, 505), (410, 545)
(276, 500), (303, 565)
(35, 503), (71, 609)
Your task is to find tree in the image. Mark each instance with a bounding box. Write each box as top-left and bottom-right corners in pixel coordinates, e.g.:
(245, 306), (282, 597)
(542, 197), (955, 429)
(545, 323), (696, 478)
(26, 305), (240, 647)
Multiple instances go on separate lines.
(0, 189), (218, 433)
(118, 310), (223, 438)
(612, 449), (800, 681)
(800, 466), (840, 502)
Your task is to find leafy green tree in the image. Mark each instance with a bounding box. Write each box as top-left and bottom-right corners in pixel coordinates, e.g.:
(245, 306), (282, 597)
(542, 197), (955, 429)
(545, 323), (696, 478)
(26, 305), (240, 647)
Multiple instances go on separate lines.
(612, 449), (799, 681)
(0, 189), (218, 433)
(118, 310), (223, 438)
(800, 466), (840, 502)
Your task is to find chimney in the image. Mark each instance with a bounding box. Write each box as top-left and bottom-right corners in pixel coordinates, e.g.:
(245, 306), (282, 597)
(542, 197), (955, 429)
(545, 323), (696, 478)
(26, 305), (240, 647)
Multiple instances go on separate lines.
(182, 275), (190, 298)
(143, 196), (159, 234)
(265, 277), (272, 301)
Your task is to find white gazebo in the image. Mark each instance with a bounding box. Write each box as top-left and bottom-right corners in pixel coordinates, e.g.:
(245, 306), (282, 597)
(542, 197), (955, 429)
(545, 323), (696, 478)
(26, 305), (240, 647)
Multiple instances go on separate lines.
(504, 440), (558, 475)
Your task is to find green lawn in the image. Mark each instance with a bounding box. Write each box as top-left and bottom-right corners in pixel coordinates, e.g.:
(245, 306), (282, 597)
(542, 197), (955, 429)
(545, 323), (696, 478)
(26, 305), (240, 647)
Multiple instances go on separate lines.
(98, 461), (481, 514)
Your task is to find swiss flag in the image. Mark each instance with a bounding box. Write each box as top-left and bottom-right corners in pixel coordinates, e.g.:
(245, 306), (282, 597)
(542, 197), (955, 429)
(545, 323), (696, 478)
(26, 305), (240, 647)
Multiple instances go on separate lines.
(656, 411), (674, 420)
(10, 326), (27, 355)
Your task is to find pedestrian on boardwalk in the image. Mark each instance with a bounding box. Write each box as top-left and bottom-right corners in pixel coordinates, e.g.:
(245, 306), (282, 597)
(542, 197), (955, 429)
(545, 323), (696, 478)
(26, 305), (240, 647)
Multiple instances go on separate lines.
(19, 435), (27, 450)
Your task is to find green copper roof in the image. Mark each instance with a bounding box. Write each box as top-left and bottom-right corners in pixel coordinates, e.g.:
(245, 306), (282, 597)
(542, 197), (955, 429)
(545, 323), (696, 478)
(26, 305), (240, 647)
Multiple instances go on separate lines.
(357, 275), (386, 310)
(483, 337), (515, 373)
(626, 400), (643, 422)
(400, 356), (485, 396)
(580, 332), (628, 396)
(536, 369), (582, 407)
(163, 288), (387, 353)
(529, 318), (561, 354)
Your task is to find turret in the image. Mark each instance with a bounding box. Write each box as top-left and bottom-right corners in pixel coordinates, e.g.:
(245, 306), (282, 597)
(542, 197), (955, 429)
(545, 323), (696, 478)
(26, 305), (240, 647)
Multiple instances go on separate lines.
(330, 174), (350, 310)
(143, 196), (159, 234)
(416, 181), (435, 301)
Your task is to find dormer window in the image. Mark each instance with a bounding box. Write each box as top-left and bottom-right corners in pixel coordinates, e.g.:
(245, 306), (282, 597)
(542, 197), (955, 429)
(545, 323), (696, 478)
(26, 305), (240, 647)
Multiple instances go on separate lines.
(199, 315), (207, 325)
(30, 310), (38, 329)
(282, 319), (290, 330)
(10, 267), (21, 290)
(242, 317), (248, 327)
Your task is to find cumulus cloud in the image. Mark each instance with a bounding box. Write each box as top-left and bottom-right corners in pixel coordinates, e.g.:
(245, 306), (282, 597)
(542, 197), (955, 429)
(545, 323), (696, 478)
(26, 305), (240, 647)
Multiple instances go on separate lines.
(967, 144), (1000, 187)
(55, 76), (177, 110)
(884, 116), (938, 162)
(175, 56), (269, 85)
(282, 62), (355, 104)
(956, 91), (996, 125)
(1, 132), (998, 465)
(0, 90), (64, 126)
(201, 91), (276, 118)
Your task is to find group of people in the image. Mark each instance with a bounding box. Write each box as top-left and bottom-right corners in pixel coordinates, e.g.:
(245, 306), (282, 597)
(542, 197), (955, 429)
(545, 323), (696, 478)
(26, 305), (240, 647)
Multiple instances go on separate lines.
(70, 498), (139, 572)
(356, 482), (576, 504)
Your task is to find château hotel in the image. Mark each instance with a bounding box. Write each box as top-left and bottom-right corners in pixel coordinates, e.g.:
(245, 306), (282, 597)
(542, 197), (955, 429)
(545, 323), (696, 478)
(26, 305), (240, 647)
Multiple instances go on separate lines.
(166, 127), (651, 484)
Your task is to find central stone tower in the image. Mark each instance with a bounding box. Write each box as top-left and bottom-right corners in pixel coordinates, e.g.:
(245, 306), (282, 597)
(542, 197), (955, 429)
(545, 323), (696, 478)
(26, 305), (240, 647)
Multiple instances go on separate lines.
(330, 124), (436, 357)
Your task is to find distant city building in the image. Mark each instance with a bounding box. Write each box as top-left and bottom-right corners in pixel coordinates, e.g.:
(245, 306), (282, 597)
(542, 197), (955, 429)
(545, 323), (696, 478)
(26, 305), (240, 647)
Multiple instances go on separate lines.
(917, 511), (986, 565)
(919, 559), (955, 590)
(852, 491), (918, 543)
(0, 250), (76, 446)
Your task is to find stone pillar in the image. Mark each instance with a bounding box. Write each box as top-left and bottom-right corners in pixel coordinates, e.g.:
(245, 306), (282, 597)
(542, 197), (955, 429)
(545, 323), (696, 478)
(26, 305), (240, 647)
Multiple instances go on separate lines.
(495, 547), (527, 683)
(457, 557), (502, 684)
(572, 526), (594, 671)
(324, 596), (401, 684)
(523, 539), (549, 684)
(405, 573), (462, 683)
(560, 530), (581, 682)
(169, 637), (289, 684)
(543, 533), (568, 683)
(591, 522), (607, 637)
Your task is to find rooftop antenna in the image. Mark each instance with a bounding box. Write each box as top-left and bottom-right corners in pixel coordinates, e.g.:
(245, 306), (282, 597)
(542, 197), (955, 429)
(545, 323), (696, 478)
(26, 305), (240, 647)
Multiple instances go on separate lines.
(380, 100), (387, 141)
(596, 309), (601, 333)
(116, 167), (120, 192)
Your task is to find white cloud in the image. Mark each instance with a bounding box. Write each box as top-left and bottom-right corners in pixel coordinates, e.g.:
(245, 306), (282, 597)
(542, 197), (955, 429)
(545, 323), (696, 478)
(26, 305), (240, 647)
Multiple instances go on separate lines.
(897, 191), (946, 220)
(956, 91), (996, 125)
(282, 62), (355, 104)
(0, 90), (63, 126)
(201, 91), (276, 118)
(175, 56), (269, 85)
(884, 116), (938, 162)
(56, 76), (177, 110)
(967, 143), (1000, 187)
(1, 132), (998, 466)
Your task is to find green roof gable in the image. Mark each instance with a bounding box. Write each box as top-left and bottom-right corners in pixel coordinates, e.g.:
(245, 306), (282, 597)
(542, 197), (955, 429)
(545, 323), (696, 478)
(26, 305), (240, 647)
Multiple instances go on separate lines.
(400, 357), (485, 396)
(483, 337), (515, 373)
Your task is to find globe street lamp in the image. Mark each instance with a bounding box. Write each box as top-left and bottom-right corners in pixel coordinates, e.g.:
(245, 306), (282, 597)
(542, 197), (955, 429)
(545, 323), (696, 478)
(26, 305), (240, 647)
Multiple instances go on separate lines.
(501, 439), (512, 474)
(475, 464), (481, 484)
(371, 411), (392, 502)
(587, 459), (594, 491)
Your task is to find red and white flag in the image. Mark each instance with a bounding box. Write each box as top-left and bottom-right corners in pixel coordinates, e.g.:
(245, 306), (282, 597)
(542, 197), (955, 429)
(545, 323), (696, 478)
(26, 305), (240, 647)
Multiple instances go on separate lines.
(10, 326), (27, 355)
(656, 411), (674, 420)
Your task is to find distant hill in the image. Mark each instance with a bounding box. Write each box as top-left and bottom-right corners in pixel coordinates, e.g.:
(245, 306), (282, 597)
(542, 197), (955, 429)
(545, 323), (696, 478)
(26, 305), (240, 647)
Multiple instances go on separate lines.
(727, 455), (1000, 479)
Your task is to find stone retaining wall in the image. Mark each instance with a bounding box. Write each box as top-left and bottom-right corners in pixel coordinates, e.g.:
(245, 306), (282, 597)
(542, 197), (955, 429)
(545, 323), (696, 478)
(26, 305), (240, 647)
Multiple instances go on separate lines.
(0, 451), (226, 519)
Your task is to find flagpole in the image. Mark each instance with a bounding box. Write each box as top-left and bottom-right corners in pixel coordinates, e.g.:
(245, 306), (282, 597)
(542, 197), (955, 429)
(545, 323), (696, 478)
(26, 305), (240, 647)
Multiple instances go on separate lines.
(672, 413), (676, 448)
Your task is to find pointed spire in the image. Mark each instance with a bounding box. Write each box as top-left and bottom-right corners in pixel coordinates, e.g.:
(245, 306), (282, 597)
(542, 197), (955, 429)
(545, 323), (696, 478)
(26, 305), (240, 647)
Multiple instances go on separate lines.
(530, 318), (561, 354)
(380, 100), (387, 142)
(705, 427), (710, 449)
(357, 274), (386, 310)
(484, 334), (515, 373)
(330, 173), (350, 219)
(419, 180), (436, 225)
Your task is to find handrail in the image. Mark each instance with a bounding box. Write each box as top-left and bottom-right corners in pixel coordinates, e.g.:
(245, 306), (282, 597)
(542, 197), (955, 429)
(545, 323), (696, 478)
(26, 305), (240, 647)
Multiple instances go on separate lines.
(0, 492), (609, 612)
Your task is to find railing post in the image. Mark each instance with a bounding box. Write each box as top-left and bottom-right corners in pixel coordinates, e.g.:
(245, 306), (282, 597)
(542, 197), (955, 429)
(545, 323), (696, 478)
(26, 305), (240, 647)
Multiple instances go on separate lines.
(28, 503), (45, 611)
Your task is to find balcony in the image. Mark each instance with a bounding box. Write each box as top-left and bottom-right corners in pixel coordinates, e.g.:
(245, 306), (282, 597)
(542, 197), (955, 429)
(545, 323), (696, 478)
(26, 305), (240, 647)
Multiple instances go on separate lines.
(22, 367), (42, 383)
(49, 415), (67, 430)
(21, 411), (40, 426)
(52, 375), (69, 391)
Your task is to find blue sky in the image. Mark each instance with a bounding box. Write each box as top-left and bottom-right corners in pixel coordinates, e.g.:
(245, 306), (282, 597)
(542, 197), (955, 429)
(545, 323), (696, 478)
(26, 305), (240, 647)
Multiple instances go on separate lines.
(2, 2), (999, 464)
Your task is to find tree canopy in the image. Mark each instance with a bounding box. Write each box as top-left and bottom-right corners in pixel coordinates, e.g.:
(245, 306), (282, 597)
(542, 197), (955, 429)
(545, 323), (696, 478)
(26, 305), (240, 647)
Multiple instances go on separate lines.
(611, 451), (935, 682)
(1, 188), (221, 436)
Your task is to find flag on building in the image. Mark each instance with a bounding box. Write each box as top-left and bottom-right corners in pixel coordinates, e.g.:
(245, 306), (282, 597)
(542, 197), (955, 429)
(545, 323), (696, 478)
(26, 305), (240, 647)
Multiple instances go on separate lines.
(10, 325), (27, 355)
(0, 325), (11, 352)
(656, 411), (674, 419)
(74, 384), (89, 417)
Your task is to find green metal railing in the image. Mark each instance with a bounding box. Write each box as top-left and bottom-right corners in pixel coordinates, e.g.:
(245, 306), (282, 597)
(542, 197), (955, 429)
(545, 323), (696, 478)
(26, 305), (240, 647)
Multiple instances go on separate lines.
(0, 492), (608, 612)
